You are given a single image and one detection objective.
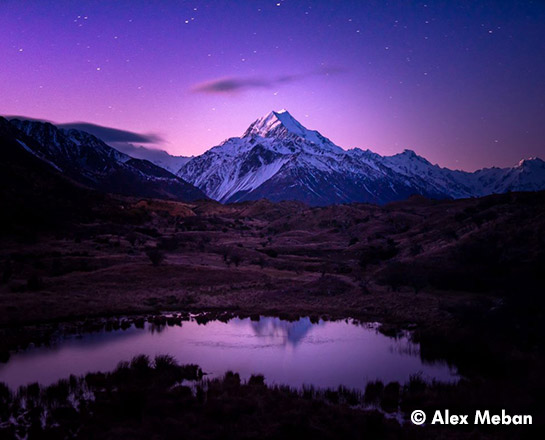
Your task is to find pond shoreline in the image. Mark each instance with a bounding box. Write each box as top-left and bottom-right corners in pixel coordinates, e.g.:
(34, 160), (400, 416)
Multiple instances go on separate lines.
(0, 314), (458, 392)
(0, 353), (534, 440)
(0, 309), (420, 362)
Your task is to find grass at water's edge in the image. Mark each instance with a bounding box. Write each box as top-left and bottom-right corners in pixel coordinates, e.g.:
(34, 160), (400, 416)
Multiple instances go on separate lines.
(1, 354), (540, 440)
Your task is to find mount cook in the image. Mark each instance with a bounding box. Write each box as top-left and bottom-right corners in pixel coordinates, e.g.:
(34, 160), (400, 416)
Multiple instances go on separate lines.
(177, 110), (545, 205)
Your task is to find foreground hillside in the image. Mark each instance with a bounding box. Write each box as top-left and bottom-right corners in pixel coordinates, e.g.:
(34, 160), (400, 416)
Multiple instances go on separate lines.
(1, 190), (543, 327)
(1, 169), (544, 436)
(1, 190), (544, 371)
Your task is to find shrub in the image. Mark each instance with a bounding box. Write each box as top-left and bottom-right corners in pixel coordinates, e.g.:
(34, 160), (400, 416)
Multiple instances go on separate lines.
(358, 244), (398, 269)
(381, 382), (400, 413)
(1, 260), (12, 284)
(230, 254), (243, 267)
(364, 380), (384, 404)
(130, 354), (151, 372)
(126, 232), (138, 246)
(26, 274), (45, 291)
(378, 262), (428, 293)
(263, 249), (278, 258)
(145, 248), (165, 266)
(154, 354), (177, 370)
(248, 374), (265, 386)
(158, 236), (180, 251)
(256, 256), (266, 269)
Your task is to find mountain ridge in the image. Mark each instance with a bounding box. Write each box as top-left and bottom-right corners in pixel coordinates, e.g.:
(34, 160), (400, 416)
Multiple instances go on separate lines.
(177, 109), (545, 205)
(4, 111), (544, 206)
(4, 117), (207, 202)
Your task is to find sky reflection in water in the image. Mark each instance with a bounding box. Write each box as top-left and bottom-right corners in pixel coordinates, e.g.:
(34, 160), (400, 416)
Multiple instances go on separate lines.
(0, 317), (457, 390)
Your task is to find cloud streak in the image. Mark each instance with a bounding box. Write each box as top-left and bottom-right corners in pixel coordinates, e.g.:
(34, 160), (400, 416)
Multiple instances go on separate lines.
(58, 122), (163, 144)
(4, 115), (163, 144)
(191, 67), (346, 95)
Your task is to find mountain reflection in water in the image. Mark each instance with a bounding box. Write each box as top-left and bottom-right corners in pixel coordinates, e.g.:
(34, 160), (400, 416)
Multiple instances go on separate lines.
(244, 317), (315, 346)
(0, 316), (458, 390)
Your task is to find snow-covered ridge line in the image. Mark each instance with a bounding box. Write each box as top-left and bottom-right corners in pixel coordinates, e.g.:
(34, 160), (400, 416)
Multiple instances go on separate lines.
(177, 109), (545, 206)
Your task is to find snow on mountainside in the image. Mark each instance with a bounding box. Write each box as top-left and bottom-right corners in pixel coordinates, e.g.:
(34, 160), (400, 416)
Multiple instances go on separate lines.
(4, 112), (543, 207)
(178, 109), (545, 206)
(243, 109), (342, 153)
(110, 143), (192, 174)
(472, 158), (545, 195)
(7, 118), (206, 202)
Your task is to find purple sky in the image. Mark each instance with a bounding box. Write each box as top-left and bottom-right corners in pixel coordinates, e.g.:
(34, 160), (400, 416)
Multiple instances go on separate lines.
(2, 0), (545, 171)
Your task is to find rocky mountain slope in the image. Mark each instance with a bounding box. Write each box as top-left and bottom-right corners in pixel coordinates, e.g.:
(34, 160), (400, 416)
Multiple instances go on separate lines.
(6, 118), (206, 202)
(108, 142), (192, 174)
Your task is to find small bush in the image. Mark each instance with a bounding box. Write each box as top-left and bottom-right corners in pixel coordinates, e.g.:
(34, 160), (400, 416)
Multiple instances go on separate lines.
(145, 248), (165, 266)
(154, 354), (177, 370)
(263, 249), (278, 258)
(26, 274), (45, 291)
(230, 254), (243, 267)
(158, 236), (180, 251)
(248, 374), (265, 386)
(364, 380), (384, 404)
(130, 354), (151, 371)
(381, 382), (400, 413)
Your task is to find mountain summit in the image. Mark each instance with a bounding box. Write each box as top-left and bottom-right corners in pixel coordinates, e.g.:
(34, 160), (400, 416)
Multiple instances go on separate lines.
(242, 110), (339, 151)
(178, 109), (545, 205)
(242, 110), (344, 156)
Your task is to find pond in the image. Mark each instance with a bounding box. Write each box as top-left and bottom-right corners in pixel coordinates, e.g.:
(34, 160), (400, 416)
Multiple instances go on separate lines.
(0, 316), (458, 390)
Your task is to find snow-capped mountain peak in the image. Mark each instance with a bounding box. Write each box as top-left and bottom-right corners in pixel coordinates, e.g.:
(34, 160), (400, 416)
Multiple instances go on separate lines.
(178, 110), (545, 206)
(241, 109), (341, 153)
(243, 109), (309, 139)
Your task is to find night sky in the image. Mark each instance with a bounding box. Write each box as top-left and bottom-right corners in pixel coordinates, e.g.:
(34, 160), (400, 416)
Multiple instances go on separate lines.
(2, 0), (545, 171)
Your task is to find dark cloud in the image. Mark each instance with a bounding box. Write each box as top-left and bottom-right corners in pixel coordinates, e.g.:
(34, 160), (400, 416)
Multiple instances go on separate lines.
(192, 66), (346, 94)
(192, 78), (270, 93)
(4, 115), (162, 144)
(58, 122), (163, 144)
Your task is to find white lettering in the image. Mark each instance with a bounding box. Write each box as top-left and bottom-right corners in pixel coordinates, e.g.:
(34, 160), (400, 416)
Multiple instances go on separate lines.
(474, 410), (532, 425)
(431, 410), (444, 424)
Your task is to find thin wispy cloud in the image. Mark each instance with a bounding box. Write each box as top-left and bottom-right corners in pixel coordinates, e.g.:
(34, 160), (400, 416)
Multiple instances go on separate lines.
(191, 66), (346, 95)
(58, 122), (164, 144)
(4, 115), (163, 144)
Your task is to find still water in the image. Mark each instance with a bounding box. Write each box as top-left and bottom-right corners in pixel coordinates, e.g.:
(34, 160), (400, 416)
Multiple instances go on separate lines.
(0, 317), (457, 390)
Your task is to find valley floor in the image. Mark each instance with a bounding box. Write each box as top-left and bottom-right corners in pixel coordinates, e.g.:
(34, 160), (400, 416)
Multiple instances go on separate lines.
(1, 191), (544, 438)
